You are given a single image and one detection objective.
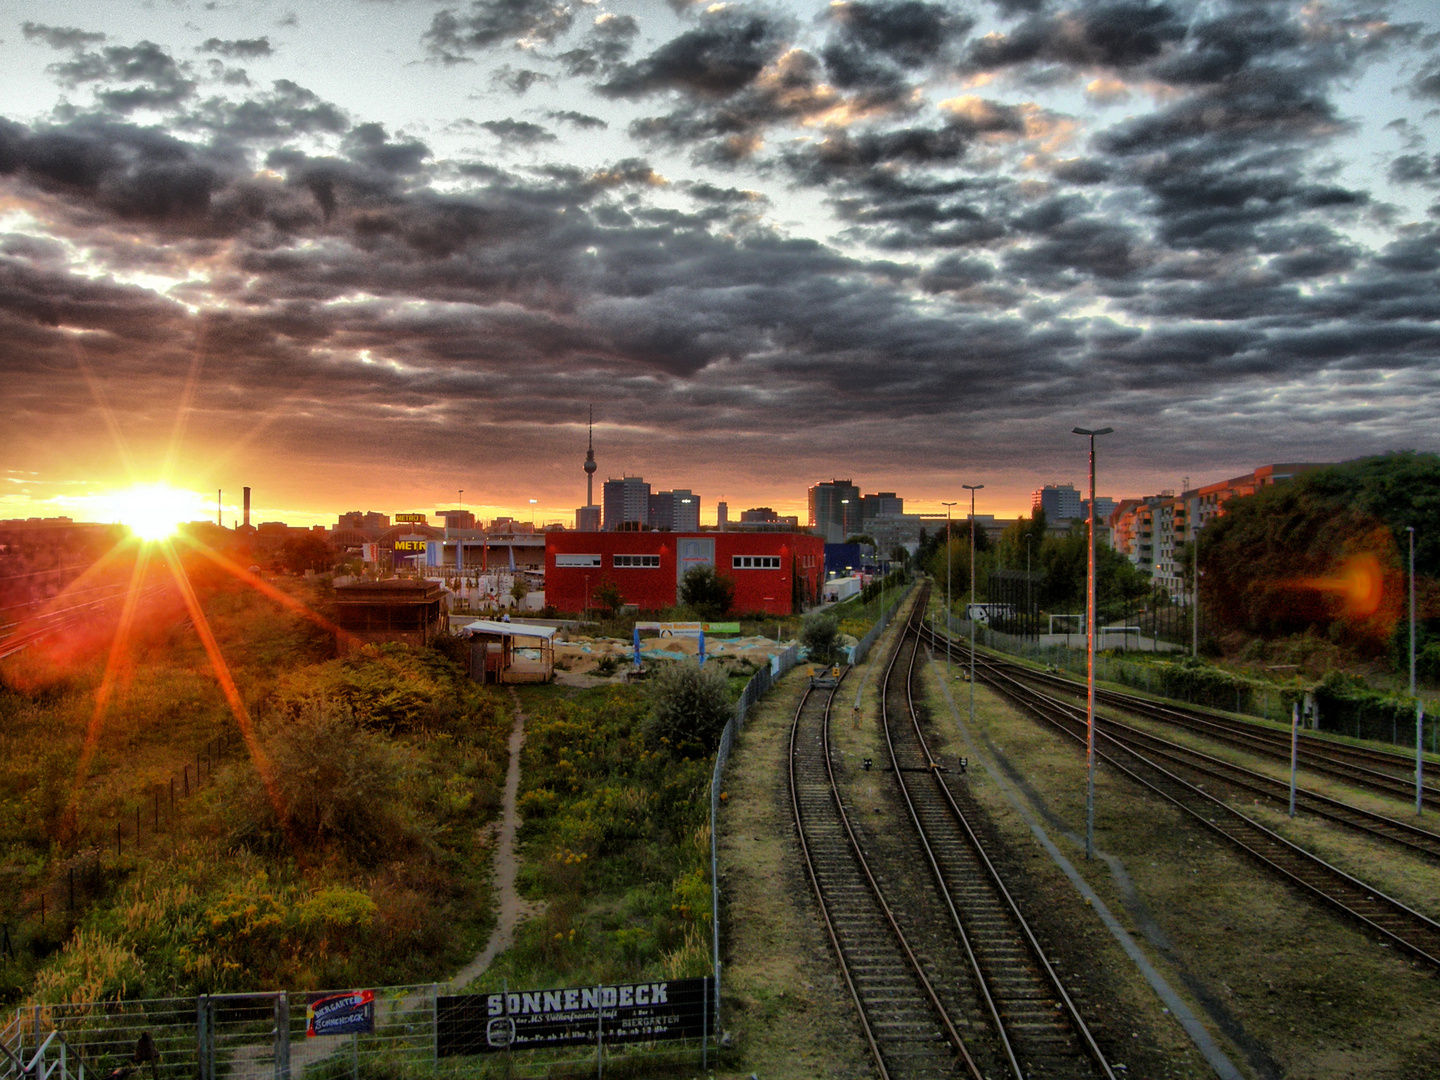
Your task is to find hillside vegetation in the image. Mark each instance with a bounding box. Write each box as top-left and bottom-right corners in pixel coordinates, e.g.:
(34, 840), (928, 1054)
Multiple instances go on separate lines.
(0, 570), (510, 1003)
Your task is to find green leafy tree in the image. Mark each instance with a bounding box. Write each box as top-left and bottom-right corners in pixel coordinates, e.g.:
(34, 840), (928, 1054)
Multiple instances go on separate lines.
(647, 660), (733, 755)
(592, 577), (624, 618)
(510, 577), (529, 606)
(801, 611), (841, 664)
(679, 564), (735, 619)
(845, 533), (877, 548)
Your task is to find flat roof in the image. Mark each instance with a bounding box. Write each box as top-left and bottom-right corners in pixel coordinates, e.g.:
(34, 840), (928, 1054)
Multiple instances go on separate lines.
(459, 620), (559, 640)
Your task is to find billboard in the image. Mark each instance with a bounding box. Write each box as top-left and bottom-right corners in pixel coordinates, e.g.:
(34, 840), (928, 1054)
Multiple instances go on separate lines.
(436, 977), (713, 1056)
(306, 990), (375, 1037)
(395, 513), (428, 524)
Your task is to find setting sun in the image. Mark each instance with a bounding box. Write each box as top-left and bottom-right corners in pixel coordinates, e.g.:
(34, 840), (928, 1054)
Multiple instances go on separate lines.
(108, 483), (199, 542)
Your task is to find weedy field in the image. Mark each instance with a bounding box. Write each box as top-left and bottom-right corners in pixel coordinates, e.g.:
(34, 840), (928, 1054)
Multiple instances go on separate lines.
(0, 574), (511, 1003)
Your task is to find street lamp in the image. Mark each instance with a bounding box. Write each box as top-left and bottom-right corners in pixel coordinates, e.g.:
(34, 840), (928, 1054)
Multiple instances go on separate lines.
(1410, 527), (1422, 815)
(942, 501), (957, 676)
(1072, 426), (1113, 860)
(1024, 533), (1034, 642)
(963, 484), (984, 731)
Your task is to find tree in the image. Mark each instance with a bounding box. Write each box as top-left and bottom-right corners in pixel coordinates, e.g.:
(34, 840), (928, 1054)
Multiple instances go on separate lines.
(679, 564), (734, 619)
(509, 577), (529, 606)
(801, 611), (841, 665)
(647, 660), (733, 755)
(845, 533), (877, 548)
(279, 534), (333, 575)
(592, 577), (624, 618)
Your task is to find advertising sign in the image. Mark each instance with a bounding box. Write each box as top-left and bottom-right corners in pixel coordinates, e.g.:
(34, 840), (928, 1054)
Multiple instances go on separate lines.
(306, 990), (375, 1037)
(634, 622), (741, 636)
(436, 977), (713, 1057)
(395, 513), (428, 524)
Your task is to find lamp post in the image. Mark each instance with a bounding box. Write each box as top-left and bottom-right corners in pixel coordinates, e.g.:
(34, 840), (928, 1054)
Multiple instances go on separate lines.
(1024, 533), (1034, 642)
(963, 484), (984, 729)
(942, 501), (957, 675)
(1072, 426), (1113, 860)
(1410, 527), (1422, 815)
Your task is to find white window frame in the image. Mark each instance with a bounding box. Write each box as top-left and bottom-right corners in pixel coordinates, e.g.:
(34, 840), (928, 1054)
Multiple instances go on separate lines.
(613, 554), (661, 568)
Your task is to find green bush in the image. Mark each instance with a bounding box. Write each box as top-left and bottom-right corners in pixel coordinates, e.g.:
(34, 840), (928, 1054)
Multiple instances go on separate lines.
(646, 661), (733, 755)
(678, 565), (734, 620)
(801, 612), (840, 665)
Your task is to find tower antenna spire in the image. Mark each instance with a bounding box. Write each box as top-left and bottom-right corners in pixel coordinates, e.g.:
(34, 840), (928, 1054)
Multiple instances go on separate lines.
(583, 404), (597, 510)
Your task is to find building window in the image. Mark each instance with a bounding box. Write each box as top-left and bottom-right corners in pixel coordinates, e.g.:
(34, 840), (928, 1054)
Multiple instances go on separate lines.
(613, 554), (661, 568)
(556, 554), (602, 567)
(733, 556), (781, 569)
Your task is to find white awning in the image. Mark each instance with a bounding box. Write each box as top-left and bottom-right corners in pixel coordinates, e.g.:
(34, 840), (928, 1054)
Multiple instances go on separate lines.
(459, 620), (559, 640)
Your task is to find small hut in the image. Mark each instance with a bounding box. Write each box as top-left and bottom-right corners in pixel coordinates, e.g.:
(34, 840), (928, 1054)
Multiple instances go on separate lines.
(459, 620), (556, 684)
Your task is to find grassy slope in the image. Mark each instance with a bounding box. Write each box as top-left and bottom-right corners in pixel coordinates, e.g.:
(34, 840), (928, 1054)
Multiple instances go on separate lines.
(0, 573), (510, 1004)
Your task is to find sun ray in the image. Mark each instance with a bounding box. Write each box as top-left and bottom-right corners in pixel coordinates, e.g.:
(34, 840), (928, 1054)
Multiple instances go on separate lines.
(160, 316), (209, 485)
(155, 539), (303, 863)
(61, 543), (155, 842)
(0, 535), (142, 663)
(69, 343), (139, 484)
(173, 532), (358, 644)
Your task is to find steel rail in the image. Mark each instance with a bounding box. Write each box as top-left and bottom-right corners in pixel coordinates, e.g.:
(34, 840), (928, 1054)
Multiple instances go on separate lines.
(789, 669), (981, 1079)
(883, 599), (1116, 1080)
(999, 661), (1440, 809)
(936, 637), (1440, 969)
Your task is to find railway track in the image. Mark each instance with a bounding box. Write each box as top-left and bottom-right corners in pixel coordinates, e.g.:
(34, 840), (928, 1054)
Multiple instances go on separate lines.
(880, 596), (1114, 1079)
(789, 666), (979, 1079)
(919, 624), (1440, 969)
(998, 660), (1438, 812)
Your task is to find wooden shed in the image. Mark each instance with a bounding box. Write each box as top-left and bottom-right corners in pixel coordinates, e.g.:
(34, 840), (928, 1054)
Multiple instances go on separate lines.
(459, 620), (557, 684)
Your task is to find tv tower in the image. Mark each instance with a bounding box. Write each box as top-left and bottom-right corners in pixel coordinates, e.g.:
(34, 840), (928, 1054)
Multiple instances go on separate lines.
(576, 406), (601, 531)
(584, 405), (597, 507)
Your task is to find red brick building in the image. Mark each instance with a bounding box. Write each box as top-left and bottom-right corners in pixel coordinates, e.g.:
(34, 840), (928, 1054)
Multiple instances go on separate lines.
(545, 531), (824, 615)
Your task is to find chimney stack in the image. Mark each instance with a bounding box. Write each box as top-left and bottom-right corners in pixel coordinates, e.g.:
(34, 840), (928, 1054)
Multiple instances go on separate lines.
(243, 487), (251, 528)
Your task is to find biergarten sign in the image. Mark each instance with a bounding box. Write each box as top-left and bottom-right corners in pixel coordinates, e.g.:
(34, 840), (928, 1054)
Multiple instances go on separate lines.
(306, 990), (375, 1037)
(436, 977), (713, 1056)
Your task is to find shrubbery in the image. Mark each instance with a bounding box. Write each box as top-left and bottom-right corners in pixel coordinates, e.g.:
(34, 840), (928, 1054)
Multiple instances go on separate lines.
(482, 685), (713, 992)
(646, 661), (733, 755)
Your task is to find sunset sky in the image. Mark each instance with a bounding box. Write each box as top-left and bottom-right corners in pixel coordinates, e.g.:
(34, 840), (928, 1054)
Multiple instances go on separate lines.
(2, 0), (1437, 529)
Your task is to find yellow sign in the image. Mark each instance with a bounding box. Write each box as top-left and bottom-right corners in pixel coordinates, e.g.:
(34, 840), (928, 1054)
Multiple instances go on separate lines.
(394, 540), (428, 552)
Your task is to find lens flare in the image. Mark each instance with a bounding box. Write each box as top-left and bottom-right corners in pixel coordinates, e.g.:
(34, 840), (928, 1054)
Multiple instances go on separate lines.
(1302, 553), (1386, 619)
(109, 483), (196, 542)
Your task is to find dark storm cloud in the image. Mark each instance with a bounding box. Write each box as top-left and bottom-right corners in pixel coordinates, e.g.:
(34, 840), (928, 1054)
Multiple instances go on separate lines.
(179, 79), (349, 140)
(0, 115), (225, 224)
(598, 12), (786, 99)
(492, 66), (552, 93)
(963, 2), (1188, 73)
(547, 110), (606, 130)
(480, 119), (557, 144)
(47, 40), (198, 113)
(198, 37), (273, 59)
(2, 4), (1439, 497)
(1413, 56), (1440, 98)
(557, 12), (638, 76)
(21, 22), (107, 50)
(424, 0), (575, 64)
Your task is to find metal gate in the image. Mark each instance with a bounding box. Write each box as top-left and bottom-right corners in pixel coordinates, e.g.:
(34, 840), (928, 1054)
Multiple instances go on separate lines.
(198, 993), (287, 1080)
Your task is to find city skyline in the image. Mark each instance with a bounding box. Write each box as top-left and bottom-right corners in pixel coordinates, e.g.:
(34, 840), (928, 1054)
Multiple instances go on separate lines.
(3, 1), (1438, 529)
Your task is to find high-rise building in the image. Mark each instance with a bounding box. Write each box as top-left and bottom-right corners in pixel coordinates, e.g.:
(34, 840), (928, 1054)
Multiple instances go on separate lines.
(741, 507), (780, 523)
(861, 492), (903, 521)
(808, 479), (860, 543)
(603, 477), (651, 531)
(649, 489), (701, 532)
(1032, 484), (1083, 522)
(336, 511), (390, 531)
(436, 509), (476, 531)
(716, 501), (728, 531)
(576, 506), (601, 532)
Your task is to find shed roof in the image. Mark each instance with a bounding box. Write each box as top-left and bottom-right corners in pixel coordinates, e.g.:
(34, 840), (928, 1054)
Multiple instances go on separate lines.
(459, 620), (559, 640)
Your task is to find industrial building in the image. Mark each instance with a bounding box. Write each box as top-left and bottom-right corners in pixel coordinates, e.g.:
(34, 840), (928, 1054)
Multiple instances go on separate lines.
(546, 531), (825, 615)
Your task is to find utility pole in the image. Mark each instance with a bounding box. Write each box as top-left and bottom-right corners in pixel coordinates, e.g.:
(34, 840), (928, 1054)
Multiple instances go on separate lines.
(963, 484), (984, 731)
(942, 502), (957, 676)
(1073, 427), (1112, 860)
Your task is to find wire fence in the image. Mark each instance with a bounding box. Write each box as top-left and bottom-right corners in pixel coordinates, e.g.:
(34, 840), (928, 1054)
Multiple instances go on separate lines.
(2, 983), (712, 1080)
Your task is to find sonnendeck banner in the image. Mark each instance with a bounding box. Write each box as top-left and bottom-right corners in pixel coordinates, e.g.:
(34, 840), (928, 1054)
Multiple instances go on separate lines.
(436, 977), (714, 1056)
(306, 990), (375, 1037)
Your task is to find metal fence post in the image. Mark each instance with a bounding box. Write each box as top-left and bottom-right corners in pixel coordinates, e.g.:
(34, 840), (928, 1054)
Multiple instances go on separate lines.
(274, 992), (290, 1080)
(196, 995), (209, 1080)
